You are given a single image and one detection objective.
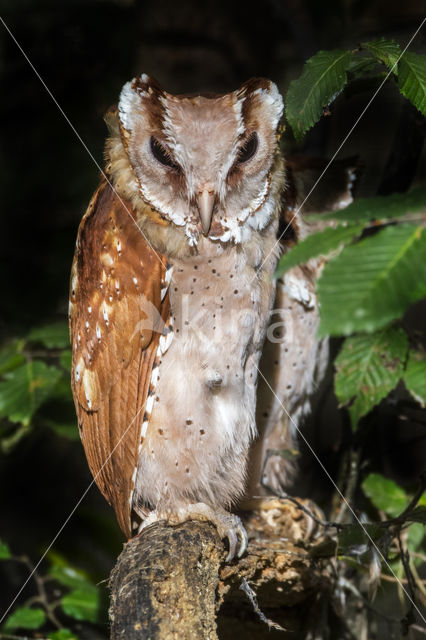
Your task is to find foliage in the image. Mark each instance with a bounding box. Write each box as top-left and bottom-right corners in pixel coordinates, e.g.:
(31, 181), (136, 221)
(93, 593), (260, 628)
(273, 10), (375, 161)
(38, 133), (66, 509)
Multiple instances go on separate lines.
(286, 39), (426, 140)
(286, 50), (353, 139)
(0, 26), (425, 639)
(0, 541), (103, 638)
(334, 327), (408, 428)
(277, 38), (426, 437)
(317, 224), (425, 335)
(0, 324), (74, 452)
(278, 35), (426, 632)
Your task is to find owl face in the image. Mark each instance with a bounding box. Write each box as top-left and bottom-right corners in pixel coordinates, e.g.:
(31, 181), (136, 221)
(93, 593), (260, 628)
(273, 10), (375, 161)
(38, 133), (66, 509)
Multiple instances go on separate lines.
(118, 74), (283, 245)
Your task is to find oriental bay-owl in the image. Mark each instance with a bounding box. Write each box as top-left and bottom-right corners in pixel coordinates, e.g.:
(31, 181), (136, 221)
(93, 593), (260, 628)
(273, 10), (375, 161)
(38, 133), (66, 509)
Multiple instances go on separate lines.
(69, 74), (347, 559)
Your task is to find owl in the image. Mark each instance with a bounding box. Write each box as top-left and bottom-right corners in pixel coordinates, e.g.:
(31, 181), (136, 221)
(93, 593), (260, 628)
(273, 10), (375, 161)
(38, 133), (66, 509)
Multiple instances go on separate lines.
(69, 74), (353, 560)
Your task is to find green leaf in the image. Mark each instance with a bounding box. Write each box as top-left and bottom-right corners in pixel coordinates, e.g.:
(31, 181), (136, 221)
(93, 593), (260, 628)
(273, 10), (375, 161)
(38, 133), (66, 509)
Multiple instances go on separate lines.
(362, 38), (401, 73)
(50, 564), (94, 590)
(0, 539), (11, 559)
(398, 52), (426, 116)
(286, 49), (353, 140)
(27, 322), (70, 349)
(407, 522), (425, 551)
(61, 587), (100, 623)
(0, 339), (25, 375)
(362, 473), (408, 518)
(0, 361), (62, 426)
(403, 349), (426, 407)
(2, 606), (46, 631)
(275, 223), (363, 278)
(48, 630), (78, 640)
(335, 327), (408, 427)
(318, 225), (426, 336)
(310, 186), (426, 224)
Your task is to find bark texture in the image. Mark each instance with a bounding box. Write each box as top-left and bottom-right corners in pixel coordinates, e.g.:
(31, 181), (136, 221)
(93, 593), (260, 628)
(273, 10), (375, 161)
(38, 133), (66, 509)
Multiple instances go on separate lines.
(109, 500), (329, 639)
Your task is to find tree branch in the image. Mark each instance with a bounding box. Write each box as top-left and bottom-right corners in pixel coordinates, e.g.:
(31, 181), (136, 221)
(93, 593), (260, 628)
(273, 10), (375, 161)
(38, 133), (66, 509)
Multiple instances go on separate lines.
(109, 507), (328, 639)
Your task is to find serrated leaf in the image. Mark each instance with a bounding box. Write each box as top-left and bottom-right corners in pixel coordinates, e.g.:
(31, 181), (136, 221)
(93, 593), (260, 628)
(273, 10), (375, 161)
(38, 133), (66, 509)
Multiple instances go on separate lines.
(61, 587), (100, 623)
(362, 473), (408, 518)
(318, 225), (426, 336)
(27, 322), (70, 349)
(286, 49), (353, 140)
(0, 339), (25, 375)
(335, 327), (408, 426)
(398, 52), (426, 116)
(48, 630), (78, 640)
(309, 186), (426, 224)
(362, 38), (402, 73)
(2, 606), (46, 631)
(0, 539), (11, 559)
(403, 349), (426, 407)
(0, 361), (62, 426)
(275, 223), (363, 278)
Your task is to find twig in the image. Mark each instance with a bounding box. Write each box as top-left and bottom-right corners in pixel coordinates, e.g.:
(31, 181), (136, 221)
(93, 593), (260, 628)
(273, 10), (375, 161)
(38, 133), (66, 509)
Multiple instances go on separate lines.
(239, 578), (286, 632)
(337, 577), (400, 625)
(394, 473), (426, 523)
(411, 624), (426, 636)
(334, 448), (360, 525)
(397, 533), (419, 631)
(15, 556), (62, 629)
(272, 492), (345, 531)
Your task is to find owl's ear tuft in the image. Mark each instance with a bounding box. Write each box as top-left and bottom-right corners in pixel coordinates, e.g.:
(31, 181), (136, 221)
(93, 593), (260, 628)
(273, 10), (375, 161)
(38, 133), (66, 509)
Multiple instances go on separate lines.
(118, 80), (142, 132)
(253, 81), (284, 129)
(118, 74), (165, 133)
(239, 78), (284, 131)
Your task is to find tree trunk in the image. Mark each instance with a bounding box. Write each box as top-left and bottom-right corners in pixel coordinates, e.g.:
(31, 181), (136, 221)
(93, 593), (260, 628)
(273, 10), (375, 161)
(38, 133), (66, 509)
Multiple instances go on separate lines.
(109, 501), (330, 639)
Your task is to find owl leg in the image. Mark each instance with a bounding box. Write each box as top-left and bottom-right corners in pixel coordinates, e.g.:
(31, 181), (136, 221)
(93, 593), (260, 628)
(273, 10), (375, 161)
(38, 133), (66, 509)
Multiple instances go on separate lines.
(137, 503), (248, 562)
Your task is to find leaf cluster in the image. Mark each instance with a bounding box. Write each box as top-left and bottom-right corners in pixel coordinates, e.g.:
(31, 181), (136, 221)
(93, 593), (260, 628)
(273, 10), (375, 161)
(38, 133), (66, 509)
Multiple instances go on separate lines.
(286, 38), (426, 140)
(278, 35), (426, 629)
(0, 543), (104, 639)
(0, 323), (76, 452)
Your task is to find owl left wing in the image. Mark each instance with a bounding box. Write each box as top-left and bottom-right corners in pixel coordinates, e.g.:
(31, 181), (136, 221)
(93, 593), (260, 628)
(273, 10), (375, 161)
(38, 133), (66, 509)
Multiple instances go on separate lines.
(69, 179), (170, 537)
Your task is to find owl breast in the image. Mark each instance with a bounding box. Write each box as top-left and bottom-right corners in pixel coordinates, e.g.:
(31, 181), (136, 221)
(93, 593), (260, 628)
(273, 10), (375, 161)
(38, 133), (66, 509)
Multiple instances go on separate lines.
(133, 231), (278, 516)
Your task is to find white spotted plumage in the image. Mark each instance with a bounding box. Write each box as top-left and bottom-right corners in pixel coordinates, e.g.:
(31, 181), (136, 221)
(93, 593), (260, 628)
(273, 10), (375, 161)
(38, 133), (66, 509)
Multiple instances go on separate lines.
(72, 73), (335, 559)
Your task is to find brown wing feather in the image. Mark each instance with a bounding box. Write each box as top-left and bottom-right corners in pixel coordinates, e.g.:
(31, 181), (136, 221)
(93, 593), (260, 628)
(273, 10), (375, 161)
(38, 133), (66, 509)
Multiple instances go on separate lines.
(69, 179), (169, 537)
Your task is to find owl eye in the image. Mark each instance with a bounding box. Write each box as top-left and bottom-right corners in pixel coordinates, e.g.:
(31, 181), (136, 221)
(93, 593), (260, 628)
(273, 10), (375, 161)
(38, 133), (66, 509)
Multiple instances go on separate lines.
(150, 136), (180, 171)
(236, 132), (258, 164)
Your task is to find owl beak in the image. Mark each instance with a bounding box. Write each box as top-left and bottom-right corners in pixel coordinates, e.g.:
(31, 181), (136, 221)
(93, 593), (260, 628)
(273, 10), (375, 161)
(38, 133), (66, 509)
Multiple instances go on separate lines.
(196, 190), (215, 236)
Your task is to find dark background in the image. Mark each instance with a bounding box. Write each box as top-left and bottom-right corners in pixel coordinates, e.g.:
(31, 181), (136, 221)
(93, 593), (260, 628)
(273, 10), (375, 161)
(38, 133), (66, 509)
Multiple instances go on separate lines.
(0, 0), (425, 636)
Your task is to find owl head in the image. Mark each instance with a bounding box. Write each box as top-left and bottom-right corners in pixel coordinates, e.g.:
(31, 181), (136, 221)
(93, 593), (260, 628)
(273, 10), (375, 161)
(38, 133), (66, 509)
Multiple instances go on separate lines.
(116, 74), (284, 246)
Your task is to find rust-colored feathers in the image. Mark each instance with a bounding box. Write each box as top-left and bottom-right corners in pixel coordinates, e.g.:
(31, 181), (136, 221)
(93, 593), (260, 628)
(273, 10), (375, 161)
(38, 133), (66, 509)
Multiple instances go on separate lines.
(69, 180), (169, 537)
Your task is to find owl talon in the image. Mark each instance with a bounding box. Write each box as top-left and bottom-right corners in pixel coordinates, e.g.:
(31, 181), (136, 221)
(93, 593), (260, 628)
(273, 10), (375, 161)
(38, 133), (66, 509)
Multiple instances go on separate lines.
(225, 517), (248, 561)
(238, 525), (249, 558)
(137, 504), (248, 562)
(210, 512), (248, 562)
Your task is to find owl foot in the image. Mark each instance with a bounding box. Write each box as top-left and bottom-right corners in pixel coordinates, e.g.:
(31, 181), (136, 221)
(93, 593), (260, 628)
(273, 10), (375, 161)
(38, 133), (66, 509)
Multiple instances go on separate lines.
(138, 503), (248, 562)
